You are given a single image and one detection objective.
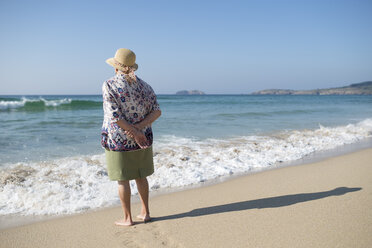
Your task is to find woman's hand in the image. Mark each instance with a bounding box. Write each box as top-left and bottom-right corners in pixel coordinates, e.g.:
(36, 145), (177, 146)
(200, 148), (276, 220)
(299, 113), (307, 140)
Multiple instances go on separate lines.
(125, 127), (150, 149)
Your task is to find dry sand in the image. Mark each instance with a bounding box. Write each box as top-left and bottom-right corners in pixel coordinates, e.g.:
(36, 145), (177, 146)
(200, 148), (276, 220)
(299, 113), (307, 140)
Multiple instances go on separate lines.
(1, 148), (371, 248)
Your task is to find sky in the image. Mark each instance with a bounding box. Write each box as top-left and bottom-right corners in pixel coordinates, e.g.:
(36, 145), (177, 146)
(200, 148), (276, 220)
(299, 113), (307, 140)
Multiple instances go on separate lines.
(0, 0), (371, 95)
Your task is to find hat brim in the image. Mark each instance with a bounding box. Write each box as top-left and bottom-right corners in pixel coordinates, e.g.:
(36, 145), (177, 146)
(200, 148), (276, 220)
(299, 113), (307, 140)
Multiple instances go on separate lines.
(106, 58), (138, 71)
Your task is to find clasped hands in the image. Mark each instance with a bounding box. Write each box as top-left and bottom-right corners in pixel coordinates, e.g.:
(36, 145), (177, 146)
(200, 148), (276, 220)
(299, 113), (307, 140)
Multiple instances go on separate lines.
(124, 124), (150, 149)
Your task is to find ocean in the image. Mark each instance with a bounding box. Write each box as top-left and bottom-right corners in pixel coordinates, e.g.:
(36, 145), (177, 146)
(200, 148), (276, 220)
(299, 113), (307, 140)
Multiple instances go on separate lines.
(0, 94), (372, 217)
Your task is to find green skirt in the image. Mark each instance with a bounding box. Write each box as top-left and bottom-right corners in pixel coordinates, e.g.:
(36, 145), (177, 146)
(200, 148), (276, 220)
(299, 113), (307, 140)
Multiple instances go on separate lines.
(104, 146), (154, 181)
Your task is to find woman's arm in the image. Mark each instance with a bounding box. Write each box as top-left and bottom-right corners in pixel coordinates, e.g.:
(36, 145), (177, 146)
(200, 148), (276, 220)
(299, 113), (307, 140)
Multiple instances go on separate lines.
(116, 118), (150, 148)
(117, 110), (161, 149)
(133, 110), (162, 130)
(115, 109), (161, 131)
(116, 118), (136, 132)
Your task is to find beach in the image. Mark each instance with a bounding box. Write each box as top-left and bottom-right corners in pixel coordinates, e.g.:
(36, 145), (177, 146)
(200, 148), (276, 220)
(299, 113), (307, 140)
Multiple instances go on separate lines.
(1, 147), (371, 248)
(1, 0), (372, 246)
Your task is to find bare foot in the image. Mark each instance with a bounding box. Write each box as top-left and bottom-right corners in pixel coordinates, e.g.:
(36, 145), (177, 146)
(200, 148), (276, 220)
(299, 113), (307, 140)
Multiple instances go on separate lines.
(136, 214), (151, 222)
(115, 219), (134, 226)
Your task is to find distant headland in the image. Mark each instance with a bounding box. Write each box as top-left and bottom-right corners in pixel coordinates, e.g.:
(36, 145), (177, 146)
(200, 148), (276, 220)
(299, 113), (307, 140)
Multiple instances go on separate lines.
(176, 90), (206, 95)
(251, 81), (372, 95)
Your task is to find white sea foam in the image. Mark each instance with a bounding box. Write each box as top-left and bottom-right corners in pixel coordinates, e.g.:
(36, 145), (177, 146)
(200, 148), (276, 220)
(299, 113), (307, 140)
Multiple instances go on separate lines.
(0, 98), (28, 110)
(0, 118), (371, 216)
(40, 97), (72, 107)
(0, 97), (72, 110)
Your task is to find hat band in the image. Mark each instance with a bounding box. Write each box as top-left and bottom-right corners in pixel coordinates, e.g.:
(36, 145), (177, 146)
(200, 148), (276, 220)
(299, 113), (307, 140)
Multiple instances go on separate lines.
(114, 59), (133, 68)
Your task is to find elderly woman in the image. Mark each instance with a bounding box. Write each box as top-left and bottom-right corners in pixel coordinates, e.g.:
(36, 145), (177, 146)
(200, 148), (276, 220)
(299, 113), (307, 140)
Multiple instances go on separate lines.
(101, 48), (161, 226)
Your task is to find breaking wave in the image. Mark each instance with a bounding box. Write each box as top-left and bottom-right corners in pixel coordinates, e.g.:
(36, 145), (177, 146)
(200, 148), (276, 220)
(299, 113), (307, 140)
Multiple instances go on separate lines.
(0, 97), (101, 111)
(0, 118), (371, 216)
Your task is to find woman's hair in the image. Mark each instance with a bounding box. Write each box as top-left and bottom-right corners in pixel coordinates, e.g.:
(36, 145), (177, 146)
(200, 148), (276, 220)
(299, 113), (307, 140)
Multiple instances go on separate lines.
(116, 65), (136, 75)
(116, 66), (137, 83)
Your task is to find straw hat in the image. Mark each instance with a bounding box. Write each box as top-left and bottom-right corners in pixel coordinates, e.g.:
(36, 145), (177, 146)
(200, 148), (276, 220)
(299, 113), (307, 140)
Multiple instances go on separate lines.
(106, 48), (138, 71)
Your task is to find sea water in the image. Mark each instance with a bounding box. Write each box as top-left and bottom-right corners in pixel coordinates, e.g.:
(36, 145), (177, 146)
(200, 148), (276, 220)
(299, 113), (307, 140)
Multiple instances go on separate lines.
(0, 94), (371, 216)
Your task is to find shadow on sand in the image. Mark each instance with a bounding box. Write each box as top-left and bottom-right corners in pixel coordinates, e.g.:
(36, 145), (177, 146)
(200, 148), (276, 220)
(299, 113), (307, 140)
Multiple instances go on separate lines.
(153, 187), (361, 222)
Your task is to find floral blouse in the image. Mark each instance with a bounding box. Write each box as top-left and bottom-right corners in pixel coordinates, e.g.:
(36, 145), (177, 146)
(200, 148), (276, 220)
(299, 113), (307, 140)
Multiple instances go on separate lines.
(101, 73), (160, 151)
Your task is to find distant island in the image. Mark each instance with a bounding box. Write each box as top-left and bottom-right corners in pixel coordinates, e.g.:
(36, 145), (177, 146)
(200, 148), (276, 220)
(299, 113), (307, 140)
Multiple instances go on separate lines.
(251, 81), (372, 95)
(176, 90), (206, 95)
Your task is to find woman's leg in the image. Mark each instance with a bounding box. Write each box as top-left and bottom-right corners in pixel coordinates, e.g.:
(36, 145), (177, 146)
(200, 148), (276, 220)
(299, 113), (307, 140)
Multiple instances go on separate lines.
(135, 177), (151, 221)
(116, 180), (134, 226)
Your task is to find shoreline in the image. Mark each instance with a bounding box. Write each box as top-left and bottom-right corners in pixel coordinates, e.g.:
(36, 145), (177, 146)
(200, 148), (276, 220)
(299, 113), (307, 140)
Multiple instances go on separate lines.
(1, 146), (371, 247)
(1, 136), (371, 231)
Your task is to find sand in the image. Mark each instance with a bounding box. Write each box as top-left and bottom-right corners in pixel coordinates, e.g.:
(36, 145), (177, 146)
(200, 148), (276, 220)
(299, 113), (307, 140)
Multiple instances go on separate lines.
(1, 148), (371, 248)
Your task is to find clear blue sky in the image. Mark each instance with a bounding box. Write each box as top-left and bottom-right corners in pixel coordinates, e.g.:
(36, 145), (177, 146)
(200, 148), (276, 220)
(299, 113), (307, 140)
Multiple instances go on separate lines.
(0, 0), (371, 94)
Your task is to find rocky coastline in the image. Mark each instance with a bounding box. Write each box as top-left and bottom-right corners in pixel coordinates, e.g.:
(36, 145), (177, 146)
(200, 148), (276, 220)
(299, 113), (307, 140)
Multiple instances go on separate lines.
(251, 81), (372, 95)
